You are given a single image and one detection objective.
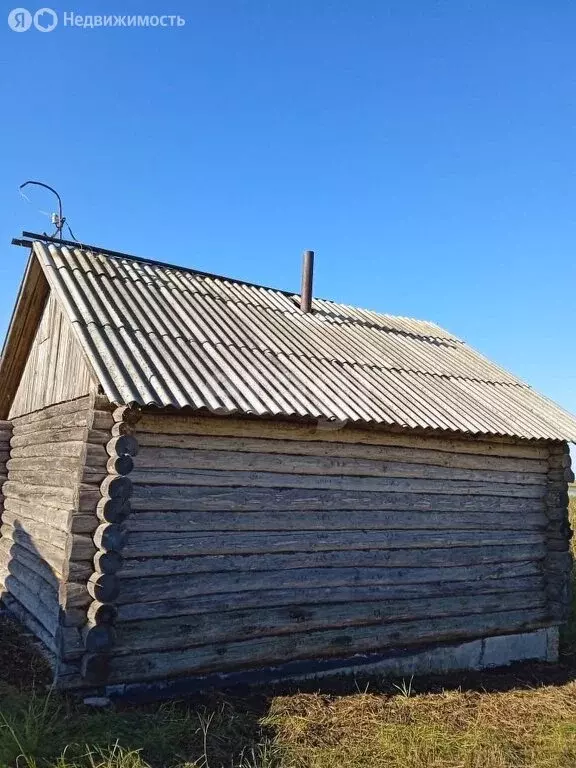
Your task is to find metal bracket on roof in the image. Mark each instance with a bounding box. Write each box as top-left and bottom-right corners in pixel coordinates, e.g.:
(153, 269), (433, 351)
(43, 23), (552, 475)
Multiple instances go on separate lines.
(11, 238), (34, 248)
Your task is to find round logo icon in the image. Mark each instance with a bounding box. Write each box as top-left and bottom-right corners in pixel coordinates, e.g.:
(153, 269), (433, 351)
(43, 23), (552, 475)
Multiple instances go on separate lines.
(8, 8), (32, 31)
(34, 7), (57, 31)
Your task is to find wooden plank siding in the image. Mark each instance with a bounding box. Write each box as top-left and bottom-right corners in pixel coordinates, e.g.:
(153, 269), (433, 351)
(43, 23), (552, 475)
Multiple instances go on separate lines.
(0, 397), (111, 684)
(9, 293), (95, 419)
(102, 412), (557, 685)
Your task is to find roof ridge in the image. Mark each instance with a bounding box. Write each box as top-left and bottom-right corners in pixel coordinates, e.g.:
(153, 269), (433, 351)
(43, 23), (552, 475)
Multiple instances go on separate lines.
(36, 237), (453, 340)
(52, 247), (458, 343)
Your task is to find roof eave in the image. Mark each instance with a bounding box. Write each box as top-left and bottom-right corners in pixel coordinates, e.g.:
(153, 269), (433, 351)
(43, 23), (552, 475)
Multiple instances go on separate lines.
(0, 248), (50, 419)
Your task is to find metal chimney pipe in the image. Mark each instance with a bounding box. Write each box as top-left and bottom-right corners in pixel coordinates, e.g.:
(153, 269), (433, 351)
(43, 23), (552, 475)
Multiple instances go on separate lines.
(300, 250), (315, 313)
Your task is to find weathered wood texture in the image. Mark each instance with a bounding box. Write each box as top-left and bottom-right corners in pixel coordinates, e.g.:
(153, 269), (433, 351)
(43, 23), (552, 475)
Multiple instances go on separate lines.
(0, 420), (13, 558)
(0, 256), (50, 420)
(105, 412), (559, 684)
(544, 442), (573, 620)
(8, 293), (95, 419)
(81, 404), (140, 682)
(0, 396), (112, 683)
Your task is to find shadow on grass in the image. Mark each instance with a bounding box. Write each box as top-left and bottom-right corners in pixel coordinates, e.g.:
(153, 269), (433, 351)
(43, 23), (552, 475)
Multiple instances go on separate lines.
(0, 676), (275, 768)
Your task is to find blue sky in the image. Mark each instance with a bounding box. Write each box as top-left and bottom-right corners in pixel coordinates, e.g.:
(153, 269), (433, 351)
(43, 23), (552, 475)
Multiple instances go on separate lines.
(1, 1), (575, 414)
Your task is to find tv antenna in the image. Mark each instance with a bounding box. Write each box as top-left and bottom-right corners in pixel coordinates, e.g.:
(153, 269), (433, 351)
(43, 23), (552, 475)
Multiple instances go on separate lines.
(18, 180), (78, 241)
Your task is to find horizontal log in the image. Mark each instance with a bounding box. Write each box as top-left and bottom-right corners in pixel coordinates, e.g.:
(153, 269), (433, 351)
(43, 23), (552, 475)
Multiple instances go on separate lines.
(107, 608), (549, 682)
(9, 432), (108, 455)
(2, 501), (97, 535)
(77, 487), (106, 512)
(123, 529), (544, 559)
(0, 545), (59, 592)
(7, 470), (79, 491)
(0, 515), (68, 550)
(12, 409), (90, 437)
(116, 561), (542, 606)
(125, 509), (547, 533)
(0, 521), (92, 565)
(3, 480), (75, 508)
(10, 397), (92, 427)
(64, 533), (96, 562)
(0, 548), (88, 614)
(3, 497), (73, 534)
(118, 543), (547, 578)
(2, 572), (60, 636)
(60, 581), (91, 609)
(92, 409), (114, 431)
(129, 469), (545, 498)
(130, 486), (545, 513)
(2, 593), (59, 657)
(70, 514), (100, 534)
(114, 590), (544, 653)
(0, 556), (86, 626)
(117, 571), (544, 616)
(135, 446), (546, 486)
(2, 595), (87, 669)
(85, 431), (112, 451)
(0, 535), (91, 581)
(137, 433), (550, 474)
(6, 456), (106, 476)
(136, 413), (548, 459)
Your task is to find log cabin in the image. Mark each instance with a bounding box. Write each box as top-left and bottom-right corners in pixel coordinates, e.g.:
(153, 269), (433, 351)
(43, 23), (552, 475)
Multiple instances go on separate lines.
(0, 236), (575, 696)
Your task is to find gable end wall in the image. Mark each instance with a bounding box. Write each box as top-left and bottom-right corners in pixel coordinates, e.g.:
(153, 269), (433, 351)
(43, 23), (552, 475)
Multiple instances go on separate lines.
(0, 396), (113, 686)
(9, 292), (96, 419)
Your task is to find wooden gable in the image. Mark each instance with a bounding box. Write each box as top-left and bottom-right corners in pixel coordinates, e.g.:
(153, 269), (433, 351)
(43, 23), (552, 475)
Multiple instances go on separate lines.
(9, 292), (96, 418)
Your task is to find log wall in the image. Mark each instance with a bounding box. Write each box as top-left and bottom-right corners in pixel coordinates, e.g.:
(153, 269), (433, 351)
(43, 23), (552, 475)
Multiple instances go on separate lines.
(0, 396), (111, 684)
(0, 420), (11, 520)
(88, 413), (571, 686)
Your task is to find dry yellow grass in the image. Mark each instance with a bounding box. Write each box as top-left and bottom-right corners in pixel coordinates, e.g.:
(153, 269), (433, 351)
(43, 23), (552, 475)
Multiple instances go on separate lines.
(267, 684), (576, 768)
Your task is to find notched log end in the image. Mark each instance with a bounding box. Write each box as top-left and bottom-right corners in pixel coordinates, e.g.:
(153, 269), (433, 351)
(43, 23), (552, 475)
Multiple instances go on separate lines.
(81, 653), (110, 682)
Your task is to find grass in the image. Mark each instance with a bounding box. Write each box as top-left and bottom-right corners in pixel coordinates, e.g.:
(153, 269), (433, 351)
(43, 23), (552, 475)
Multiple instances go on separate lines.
(1, 499), (576, 768)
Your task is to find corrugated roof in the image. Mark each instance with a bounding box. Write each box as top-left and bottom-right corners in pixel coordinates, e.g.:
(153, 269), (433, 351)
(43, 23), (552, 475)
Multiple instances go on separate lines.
(33, 241), (576, 440)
